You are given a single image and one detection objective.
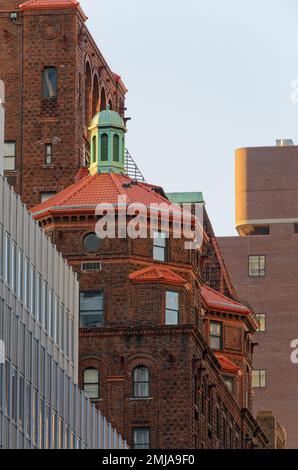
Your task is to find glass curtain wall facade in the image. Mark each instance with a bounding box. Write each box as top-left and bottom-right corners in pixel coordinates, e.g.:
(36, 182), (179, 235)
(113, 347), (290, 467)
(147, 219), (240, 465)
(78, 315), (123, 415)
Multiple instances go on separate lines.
(0, 80), (4, 175)
(0, 175), (127, 449)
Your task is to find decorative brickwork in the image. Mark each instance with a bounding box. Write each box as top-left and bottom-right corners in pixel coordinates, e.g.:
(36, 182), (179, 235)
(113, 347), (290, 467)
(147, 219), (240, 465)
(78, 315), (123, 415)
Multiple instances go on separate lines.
(31, 180), (269, 449)
(0, 0), (126, 206)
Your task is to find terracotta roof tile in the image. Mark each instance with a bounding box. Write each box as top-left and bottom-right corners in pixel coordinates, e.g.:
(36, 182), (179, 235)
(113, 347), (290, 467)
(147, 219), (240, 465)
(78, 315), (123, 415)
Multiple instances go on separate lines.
(19, 0), (87, 19)
(129, 265), (191, 289)
(30, 172), (181, 219)
(215, 353), (241, 374)
(201, 284), (251, 315)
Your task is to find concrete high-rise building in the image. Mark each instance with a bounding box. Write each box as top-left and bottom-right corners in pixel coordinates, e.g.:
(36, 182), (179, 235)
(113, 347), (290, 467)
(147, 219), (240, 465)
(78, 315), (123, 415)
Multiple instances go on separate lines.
(218, 143), (295, 447)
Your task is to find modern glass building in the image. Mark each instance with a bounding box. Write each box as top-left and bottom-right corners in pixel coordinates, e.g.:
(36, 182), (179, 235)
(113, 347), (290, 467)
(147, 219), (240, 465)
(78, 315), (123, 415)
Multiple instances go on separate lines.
(0, 171), (127, 449)
(0, 80), (3, 175)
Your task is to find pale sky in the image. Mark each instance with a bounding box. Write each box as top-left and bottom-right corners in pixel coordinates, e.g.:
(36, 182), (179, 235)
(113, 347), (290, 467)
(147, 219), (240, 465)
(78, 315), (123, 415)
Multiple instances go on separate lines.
(80, 0), (298, 235)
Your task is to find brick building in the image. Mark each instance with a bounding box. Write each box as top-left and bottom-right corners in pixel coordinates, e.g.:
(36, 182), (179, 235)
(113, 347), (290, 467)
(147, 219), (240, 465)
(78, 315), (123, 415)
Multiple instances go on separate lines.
(30, 108), (269, 449)
(218, 142), (296, 448)
(0, 0), (127, 206)
(0, 0), (285, 450)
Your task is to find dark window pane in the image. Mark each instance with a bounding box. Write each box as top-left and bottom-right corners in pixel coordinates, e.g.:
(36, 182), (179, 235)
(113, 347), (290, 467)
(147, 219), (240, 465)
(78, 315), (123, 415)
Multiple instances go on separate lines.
(80, 292), (104, 328)
(43, 67), (58, 99)
(133, 366), (149, 398)
(113, 134), (120, 162)
(133, 428), (150, 449)
(101, 134), (109, 161)
(83, 233), (101, 252)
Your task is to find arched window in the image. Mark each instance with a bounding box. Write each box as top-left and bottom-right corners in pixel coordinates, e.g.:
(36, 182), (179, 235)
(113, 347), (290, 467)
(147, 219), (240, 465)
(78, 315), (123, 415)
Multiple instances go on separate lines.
(92, 75), (100, 116)
(100, 88), (107, 111)
(92, 135), (97, 163)
(113, 134), (120, 162)
(85, 62), (92, 127)
(133, 366), (149, 398)
(108, 99), (113, 110)
(101, 133), (108, 161)
(42, 67), (58, 99)
(83, 368), (99, 399)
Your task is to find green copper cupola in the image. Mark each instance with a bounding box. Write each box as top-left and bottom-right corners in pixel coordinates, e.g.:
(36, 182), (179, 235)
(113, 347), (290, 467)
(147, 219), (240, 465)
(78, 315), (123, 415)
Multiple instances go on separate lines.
(88, 105), (126, 175)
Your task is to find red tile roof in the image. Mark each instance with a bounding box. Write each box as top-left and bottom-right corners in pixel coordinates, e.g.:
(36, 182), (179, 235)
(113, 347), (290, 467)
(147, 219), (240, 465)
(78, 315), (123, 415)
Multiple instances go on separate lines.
(215, 353), (241, 374)
(20, 0), (77, 8)
(129, 265), (191, 290)
(30, 172), (182, 220)
(201, 284), (251, 315)
(19, 0), (87, 19)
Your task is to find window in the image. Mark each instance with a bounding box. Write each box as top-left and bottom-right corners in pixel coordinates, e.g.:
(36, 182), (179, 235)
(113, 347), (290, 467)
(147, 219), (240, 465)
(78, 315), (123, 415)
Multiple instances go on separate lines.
(4, 141), (16, 171)
(101, 133), (109, 161)
(216, 408), (221, 438)
(252, 369), (266, 388)
(43, 67), (58, 99)
(133, 366), (149, 398)
(83, 233), (101, 252)
(210, 321), (222, 350)
(133, 428), (150, 449)
(45, 144), (53, 165)
(81, 262), (102, 272)
(40, 192), (56, 203)
(224, 375), (234, 393)
(153, 231), (167, 261)
(248, 225), (270, 236)
(165, 291), (179, 325)
(80, 291), (104, 328)
(113, 134), (120, 162)
(255, 314), (266, 332)
(248, 255), (266, 277)
(222, 416), (226, 447)
(11, 241), (17, 293)
(83, 368), (99, 399)
(92, 136), (97, 163)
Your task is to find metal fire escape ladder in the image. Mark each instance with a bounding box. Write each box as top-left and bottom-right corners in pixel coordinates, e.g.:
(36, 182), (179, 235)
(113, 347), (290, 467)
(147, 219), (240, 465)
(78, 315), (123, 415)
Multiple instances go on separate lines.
(125, 149), (146, 182)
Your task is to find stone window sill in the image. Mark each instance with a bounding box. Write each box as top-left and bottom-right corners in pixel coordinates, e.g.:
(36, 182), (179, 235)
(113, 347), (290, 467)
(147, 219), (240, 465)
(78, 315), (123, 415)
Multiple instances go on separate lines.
(129, 397), (153, 401)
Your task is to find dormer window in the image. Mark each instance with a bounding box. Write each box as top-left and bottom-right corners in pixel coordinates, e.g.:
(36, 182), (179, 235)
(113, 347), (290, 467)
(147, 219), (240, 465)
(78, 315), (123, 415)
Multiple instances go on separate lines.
(42, 67), (58, 99)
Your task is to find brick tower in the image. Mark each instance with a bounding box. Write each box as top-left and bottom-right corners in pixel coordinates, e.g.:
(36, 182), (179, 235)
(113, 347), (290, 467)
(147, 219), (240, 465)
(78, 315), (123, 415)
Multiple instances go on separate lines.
(30, 108), (269, 449)
(0, 0), (127, 206)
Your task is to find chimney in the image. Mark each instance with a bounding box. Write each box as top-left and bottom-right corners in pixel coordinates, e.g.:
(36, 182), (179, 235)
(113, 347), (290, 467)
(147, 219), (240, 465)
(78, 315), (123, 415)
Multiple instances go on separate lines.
(276, 138), (294, 147)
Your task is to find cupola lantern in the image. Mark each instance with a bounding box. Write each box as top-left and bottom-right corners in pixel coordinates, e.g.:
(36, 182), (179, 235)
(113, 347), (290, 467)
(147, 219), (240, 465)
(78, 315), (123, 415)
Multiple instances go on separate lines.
(88, 105), (126, 175)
